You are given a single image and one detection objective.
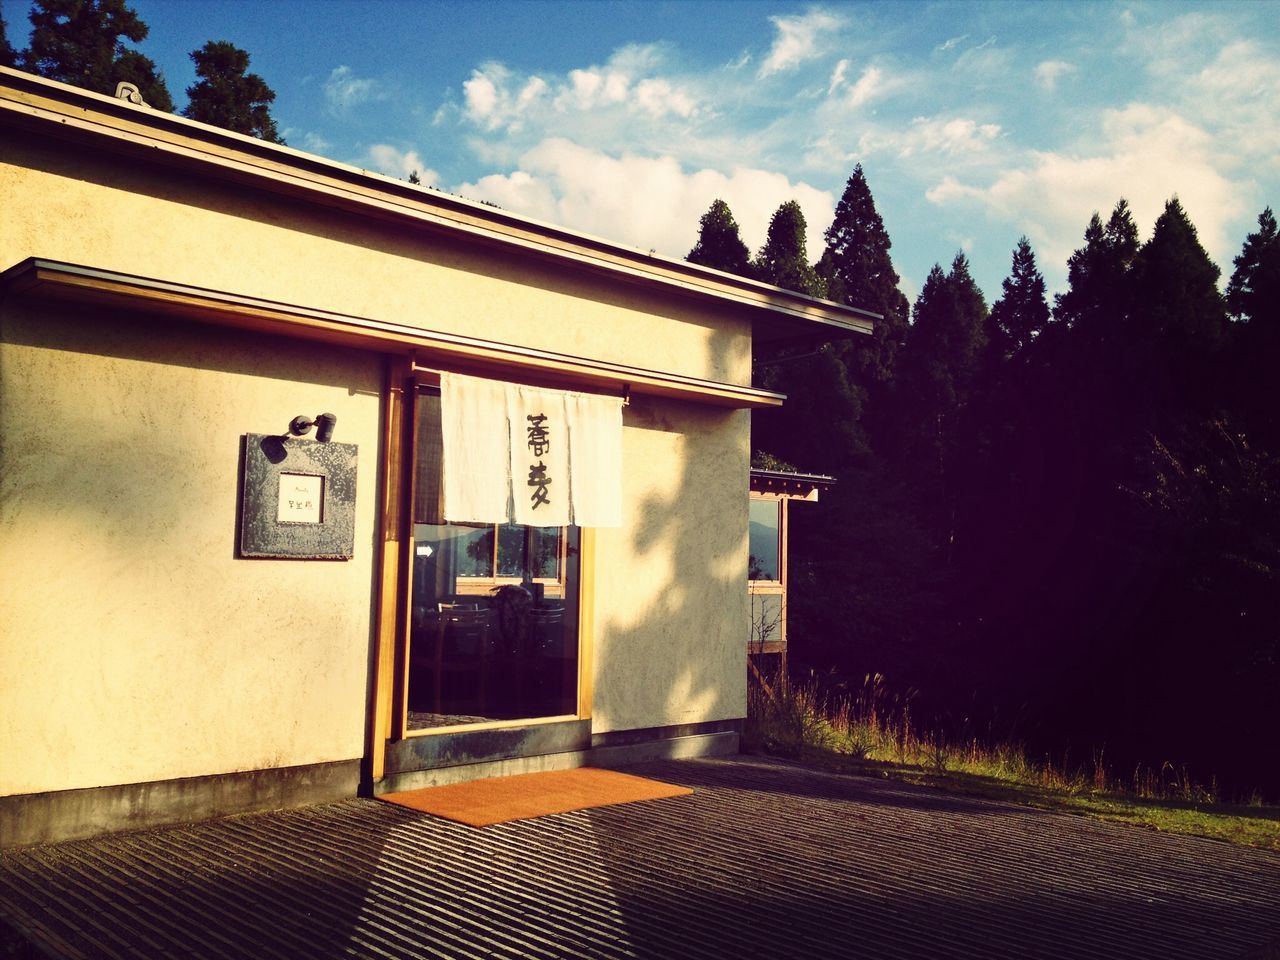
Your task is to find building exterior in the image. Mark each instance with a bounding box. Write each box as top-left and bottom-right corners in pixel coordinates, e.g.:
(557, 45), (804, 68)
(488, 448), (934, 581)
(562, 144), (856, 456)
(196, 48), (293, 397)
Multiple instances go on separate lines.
(0, 67), (875, 847)
(747, 468), (834, 680)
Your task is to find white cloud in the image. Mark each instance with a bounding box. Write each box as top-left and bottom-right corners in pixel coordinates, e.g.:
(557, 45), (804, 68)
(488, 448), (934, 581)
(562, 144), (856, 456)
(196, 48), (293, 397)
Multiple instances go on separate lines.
(458, 47), (701, 134)
(1035, 59), (1076, 91)
(634, 78), (697, 119)
(281, 130), (332, 155)
(557, 68), (631, 111)
(1184, 39), (1280, 167)
(824, 60), (890, 110)
(454, 138), (835, 263)
(953, 40), (1013, 79)
(914, 117), (1001, 154)
(324, 66), (382, 115)
(364, 144), (439, 185)
(866, 116), (1001, 159)
(462, 63), (510, 130)
(925, 104), (1247, 280)
(759, 9), (846, 78)
(936, 34), (968, 52)
(827, 59), (848, 96)
(846, 66), (883, 108)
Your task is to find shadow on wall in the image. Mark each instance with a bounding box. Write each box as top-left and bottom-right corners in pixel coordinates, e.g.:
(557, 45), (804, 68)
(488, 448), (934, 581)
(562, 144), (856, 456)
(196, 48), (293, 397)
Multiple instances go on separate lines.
(589, 382), (749, 736)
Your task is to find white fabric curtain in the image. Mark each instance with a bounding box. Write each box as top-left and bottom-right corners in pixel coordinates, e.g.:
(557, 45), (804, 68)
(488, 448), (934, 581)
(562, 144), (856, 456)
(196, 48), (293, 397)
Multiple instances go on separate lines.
(508, 383), (572, 527)
(439, 373), (511, 523)
(565, 389), (623, 528)
(440, 372), (624, 528)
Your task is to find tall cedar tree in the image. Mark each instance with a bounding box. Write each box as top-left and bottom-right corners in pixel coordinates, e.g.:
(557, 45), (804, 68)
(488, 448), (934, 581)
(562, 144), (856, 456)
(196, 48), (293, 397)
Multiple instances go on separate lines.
(1225, 208), (1280, 443)
(1053, 199), (1139, 340)
(753, 201), (826, 298)
(1127, 197), (1227, 409)
(1226, 207), (1280, 325)
(750, 200), (869, 471)
(184, 40), (283, 142)
(21, 0), (172, 110)
(817, 165), (911, 385)
(687, 199), (752, 277)
(896, 253), (988, 548)
(987, 237), (1049, 360)
(0, 7), (16, 67)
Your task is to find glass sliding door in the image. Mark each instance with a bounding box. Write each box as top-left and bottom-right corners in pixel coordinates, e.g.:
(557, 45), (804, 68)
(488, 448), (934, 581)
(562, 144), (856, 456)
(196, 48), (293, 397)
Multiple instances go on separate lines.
(405, 388), (581, 731)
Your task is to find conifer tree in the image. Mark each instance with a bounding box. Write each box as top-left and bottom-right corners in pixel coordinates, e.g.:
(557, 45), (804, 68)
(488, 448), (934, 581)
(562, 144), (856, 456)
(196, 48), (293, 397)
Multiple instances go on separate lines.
(751, 200), (868, 469)
(817, 165), (910, 385)
(988, 237), (1050, 359)
(687, 198), (752, 277)
(1225, 209), (1280, 447)
(1131, 199), (1224, 345)
(21, 0), (172, 110)
(1053, 200), (1139, 339)
(1226, 207), (1279, 328)
(0, 9), (17, 68)
(895, 254), (989, 546)
(753, 200), (826, 298)
(183, 41), (283, 142)
(1128, 198), (1227, 405)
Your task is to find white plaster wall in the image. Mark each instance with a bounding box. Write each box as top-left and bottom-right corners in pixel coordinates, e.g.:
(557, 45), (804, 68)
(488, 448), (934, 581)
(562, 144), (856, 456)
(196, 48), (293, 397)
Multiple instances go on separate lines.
(0, 126), (755, 795)
(0, 136), (753, 386)
(0, 303), (382, 796)
(591, 398), (750, 733)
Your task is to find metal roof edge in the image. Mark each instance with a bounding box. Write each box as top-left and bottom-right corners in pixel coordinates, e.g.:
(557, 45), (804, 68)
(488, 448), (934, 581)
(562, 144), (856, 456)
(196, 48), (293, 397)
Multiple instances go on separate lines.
(749, 468), (836, 485)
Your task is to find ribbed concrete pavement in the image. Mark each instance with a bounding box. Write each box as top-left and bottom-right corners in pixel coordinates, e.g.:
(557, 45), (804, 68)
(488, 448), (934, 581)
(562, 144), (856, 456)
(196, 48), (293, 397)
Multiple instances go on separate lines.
(2, 756), (1278, 959)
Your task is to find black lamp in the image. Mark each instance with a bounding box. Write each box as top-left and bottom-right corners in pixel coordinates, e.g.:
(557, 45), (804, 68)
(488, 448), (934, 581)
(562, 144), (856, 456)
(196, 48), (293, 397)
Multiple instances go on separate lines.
(288, 413), (338, 442)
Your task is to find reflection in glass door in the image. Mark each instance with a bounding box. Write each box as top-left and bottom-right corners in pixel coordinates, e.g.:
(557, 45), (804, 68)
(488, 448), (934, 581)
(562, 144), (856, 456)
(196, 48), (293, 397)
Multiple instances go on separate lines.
(405, 389), (581, 731)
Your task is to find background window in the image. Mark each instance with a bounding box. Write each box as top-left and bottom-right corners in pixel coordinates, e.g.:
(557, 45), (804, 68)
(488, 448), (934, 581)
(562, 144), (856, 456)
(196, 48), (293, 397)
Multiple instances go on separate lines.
(749, 498), (781, 581)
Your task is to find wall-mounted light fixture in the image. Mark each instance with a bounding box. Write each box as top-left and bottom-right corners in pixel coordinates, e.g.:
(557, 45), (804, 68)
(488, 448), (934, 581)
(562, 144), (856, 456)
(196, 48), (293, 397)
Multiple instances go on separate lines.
(288, 413), (338, 443)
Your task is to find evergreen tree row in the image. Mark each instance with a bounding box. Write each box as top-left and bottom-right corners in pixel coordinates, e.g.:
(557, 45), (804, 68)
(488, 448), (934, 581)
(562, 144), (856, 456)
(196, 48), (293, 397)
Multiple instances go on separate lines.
(687, 177), (1280, 799)
(1, 0), (283, 141)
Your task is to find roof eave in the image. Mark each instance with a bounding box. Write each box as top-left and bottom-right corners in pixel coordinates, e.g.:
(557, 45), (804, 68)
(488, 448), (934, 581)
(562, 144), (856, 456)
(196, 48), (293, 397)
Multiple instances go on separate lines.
(0, 66), (877, 343)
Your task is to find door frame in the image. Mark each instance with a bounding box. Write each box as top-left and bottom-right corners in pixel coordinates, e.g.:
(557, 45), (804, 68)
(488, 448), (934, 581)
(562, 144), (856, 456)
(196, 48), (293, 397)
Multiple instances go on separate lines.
(365, 359), (596, 788)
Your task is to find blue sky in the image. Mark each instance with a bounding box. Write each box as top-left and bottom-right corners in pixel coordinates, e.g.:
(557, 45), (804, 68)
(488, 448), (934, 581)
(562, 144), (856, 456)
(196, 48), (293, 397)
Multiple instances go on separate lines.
(10, 0), (1279, 304)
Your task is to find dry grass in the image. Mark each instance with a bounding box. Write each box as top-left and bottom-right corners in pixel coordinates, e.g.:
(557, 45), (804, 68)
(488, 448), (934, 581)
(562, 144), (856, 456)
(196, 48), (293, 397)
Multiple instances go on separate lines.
(743, 672), (1280, 850)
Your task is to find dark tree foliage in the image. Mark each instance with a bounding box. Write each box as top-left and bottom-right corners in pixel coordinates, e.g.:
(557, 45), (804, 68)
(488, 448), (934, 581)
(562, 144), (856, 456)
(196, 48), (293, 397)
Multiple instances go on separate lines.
(987, 237), (1049, 360)
(183, 41), (283, 142)
(750, 200), (871, 471)
(753, 344), (869, 472)
(687, 198), (752, 277)
(1227, 207), (1280, 324)
(685, 181), (1280, 799)
(816, 165), (911, 450)
(21, 0), (172, 111)
(1226, 208), (1280, 446)
(894, 254), (988, 547)
(1053, 200), (1139, 340)
(1130, 199), (1226, 358)
(818, 166), (911, 380)
(0, 8), (17, 68)
(753, 200), (826, 298)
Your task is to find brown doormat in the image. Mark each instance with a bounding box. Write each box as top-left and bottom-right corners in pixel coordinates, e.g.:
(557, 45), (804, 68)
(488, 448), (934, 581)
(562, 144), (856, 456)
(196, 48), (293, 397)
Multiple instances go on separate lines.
(377, 767), (693, 827)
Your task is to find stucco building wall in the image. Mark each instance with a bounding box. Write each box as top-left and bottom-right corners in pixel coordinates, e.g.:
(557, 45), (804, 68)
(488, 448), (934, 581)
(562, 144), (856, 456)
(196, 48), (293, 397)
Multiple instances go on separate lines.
(1, 124), (751, 799)
(0, 304), (384, 796)
(0, 135), (753, 386)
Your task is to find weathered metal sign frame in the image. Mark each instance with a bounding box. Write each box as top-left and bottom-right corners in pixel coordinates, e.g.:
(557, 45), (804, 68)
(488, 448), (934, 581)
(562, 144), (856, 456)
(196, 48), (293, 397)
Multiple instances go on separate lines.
(239, 433), (358, 559)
